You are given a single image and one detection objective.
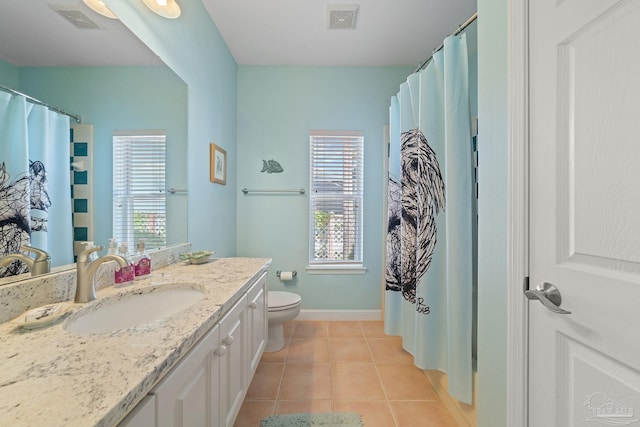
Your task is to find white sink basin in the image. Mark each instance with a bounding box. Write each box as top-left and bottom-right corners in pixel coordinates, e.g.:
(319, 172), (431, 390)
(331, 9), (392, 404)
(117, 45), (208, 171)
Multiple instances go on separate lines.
(64, 286), (205, 334)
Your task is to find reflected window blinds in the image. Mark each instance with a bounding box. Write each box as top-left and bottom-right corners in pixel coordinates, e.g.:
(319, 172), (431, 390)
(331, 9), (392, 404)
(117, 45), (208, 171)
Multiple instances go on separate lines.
(113, 130), (166, 250)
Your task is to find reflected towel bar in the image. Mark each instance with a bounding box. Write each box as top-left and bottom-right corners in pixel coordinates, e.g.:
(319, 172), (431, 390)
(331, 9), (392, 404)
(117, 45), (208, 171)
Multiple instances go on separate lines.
(167, 188), (188, 195)
(242, 188), (305, 195)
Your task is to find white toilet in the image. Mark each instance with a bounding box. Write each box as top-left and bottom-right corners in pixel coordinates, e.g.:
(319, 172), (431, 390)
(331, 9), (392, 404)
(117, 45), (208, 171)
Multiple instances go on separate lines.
(266, 291), (302, 352)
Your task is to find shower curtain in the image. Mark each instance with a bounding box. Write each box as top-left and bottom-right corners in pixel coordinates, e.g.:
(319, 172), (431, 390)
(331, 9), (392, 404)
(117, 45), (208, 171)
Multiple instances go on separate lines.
(0, 91), (73, 277)
(385, 33), (474, 404)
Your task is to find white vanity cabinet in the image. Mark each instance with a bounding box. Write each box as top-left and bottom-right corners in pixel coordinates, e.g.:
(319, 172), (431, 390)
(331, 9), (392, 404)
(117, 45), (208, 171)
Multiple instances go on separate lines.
(217, 292), (247, 427)
(246, 273), (267, 378)
(122, 270), (268, 427)
(218, 270), (267, 427)
(152, 323), (220, 427)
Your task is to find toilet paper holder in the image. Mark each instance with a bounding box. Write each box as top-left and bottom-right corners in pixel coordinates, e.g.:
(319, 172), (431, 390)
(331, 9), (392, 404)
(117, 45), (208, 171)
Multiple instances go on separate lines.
(276, 270), (297, 279)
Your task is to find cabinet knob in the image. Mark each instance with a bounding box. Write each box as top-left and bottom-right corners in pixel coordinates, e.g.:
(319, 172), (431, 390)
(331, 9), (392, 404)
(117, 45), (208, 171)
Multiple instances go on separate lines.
(222, 335), (234, 346)
(214, 345), (227, 356)
(248, 302), (258, 309)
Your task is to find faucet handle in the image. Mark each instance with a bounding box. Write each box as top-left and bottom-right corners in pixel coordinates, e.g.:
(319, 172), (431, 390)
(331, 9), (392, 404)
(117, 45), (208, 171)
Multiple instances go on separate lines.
(21, 246), (51, 262)
(77, 245), (104, 263)
(20, 246), (51, 275)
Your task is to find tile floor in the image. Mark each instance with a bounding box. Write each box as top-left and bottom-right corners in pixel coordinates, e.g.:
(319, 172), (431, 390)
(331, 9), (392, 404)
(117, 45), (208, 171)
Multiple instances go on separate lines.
(234, 320), (459, 427)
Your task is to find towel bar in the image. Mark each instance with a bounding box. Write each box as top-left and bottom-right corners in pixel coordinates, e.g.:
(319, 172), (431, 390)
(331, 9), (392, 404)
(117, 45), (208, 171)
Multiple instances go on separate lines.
(241, 188), (305, 195)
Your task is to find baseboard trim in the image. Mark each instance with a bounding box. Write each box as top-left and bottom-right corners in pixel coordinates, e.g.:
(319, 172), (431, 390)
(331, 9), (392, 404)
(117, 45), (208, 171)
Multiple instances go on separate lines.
(297, 309), (382, 321)
(424, 369), (478, 427)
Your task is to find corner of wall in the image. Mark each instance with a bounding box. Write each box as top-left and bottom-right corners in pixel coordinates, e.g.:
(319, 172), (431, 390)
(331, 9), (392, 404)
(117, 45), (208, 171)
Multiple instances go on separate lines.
(476, 0), (509, 425)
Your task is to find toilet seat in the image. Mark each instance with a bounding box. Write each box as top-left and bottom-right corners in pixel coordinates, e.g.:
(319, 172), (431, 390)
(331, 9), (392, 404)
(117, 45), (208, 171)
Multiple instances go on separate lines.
(268, 291), (301, 312)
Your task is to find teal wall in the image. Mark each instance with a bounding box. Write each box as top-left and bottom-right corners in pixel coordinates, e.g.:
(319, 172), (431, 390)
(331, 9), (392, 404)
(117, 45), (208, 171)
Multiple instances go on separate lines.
(237, 66), (412, 309)
(7, 65), (188, 250)
(477, 0), (508, 425)
(109, 0), (238, 256)
(0, 60), (18, 87)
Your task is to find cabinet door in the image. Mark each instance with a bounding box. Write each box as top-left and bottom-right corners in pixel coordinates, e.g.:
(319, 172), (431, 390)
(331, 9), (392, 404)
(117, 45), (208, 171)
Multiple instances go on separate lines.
(152, 325), (218, 427)
(211, 332), (223, 427)
(217, 296), (247, 427)
(246, 272), (267, 378)
(118, 395), (156, 427)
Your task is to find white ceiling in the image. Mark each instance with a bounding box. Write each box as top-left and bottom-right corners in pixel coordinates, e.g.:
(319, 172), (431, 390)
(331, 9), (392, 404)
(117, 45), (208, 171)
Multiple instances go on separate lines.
(202, 0), (477, 67)
(0, 1), (162, 67)
(0, 0), (476, 68)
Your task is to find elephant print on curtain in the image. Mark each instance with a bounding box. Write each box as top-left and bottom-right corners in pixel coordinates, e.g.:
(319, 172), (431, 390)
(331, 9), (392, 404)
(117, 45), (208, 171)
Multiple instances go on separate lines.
(385, 27), (475, 405)
(0, 161), (51, 276)
(386, 128), (445, 307)
(0, 91), (73, 277)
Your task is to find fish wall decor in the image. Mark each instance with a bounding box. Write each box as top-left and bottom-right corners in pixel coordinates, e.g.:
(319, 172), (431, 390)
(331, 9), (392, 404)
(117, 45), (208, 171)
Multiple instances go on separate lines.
(261, 159), (284, 174)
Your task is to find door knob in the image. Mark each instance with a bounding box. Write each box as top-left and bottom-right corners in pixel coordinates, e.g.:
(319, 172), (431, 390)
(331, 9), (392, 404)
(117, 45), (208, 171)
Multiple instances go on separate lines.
(525, 282), (571, 314)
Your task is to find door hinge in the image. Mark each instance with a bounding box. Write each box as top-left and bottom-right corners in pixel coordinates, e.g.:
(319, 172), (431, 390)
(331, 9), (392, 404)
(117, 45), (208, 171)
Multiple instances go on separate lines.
(523, 276), (530, 292)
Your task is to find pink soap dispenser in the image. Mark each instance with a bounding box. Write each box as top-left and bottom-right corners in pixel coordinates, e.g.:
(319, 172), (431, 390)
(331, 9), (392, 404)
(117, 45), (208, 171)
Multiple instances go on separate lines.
(134, 239), (151, 280)
(114, 242), (134, 287)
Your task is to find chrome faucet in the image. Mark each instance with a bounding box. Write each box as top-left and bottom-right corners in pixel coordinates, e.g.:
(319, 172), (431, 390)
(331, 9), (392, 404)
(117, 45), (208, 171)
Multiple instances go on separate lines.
(0, 246), (51, 276)
(75, 245), (129, 303)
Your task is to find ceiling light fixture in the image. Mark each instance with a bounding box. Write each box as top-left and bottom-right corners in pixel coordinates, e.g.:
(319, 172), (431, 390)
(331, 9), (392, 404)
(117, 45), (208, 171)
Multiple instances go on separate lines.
(82, 0), (118, 19)
(142, 0), (181, 19)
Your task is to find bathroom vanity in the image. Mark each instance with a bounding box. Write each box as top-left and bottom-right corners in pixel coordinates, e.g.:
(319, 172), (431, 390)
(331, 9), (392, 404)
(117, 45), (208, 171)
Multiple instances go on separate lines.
(0, 256), (270, 427)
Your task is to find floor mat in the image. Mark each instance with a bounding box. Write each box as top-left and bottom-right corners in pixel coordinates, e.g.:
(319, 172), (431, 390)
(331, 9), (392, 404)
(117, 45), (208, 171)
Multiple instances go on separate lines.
(260, 412), (364, 427)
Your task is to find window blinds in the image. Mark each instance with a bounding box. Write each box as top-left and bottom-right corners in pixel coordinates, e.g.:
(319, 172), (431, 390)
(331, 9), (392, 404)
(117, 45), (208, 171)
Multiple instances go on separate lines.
(309, 130), (364, 264)
(113, 131), (166, 251)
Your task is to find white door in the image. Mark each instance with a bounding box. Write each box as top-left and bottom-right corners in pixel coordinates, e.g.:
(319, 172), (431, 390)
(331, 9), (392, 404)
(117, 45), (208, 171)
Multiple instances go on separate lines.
(529, 0), (640, 426)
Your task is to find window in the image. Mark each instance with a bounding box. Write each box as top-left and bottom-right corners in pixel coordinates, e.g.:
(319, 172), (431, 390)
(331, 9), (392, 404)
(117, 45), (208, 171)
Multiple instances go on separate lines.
(113, 130), (166, 250)
(309, 130), (364, 271)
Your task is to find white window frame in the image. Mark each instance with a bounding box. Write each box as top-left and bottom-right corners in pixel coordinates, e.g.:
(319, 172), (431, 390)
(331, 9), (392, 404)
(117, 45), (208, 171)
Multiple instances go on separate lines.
(113, 130), (167, 251)
(307, 130), (366, 275)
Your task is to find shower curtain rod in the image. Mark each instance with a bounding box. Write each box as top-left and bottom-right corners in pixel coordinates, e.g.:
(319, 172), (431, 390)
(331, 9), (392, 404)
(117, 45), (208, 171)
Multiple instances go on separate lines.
(0, 84), (82, 123)
(414, 12), (478, 73)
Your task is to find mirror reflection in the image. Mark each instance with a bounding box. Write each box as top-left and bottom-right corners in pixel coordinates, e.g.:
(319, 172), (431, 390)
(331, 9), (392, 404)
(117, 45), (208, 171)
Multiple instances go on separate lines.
(0, 0), (188, 283)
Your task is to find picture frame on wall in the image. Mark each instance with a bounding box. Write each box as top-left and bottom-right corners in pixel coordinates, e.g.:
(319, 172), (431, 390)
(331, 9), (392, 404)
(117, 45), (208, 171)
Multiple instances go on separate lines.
(210, 143), (226, 185)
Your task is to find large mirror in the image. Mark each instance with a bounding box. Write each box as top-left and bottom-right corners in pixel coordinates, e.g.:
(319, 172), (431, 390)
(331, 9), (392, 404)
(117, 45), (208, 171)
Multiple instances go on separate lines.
(0, 0), (188, 283)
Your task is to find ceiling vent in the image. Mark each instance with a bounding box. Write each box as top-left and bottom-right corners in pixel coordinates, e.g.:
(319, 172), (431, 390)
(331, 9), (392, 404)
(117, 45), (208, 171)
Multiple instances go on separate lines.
(328, 4), (359, 30)
(50, 4), (101, 29)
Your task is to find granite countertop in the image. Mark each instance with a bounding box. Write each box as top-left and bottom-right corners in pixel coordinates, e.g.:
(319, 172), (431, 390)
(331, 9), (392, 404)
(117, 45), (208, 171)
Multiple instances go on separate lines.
(0, 257), (271, 427)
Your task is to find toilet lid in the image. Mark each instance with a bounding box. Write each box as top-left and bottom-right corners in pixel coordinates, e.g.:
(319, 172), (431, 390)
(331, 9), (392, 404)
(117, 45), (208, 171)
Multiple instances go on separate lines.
(268, 291), (301, 310)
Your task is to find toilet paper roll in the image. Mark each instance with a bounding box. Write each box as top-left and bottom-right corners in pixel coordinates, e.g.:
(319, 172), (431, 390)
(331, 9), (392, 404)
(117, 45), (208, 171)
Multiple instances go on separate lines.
(279, 271), (294, 281)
